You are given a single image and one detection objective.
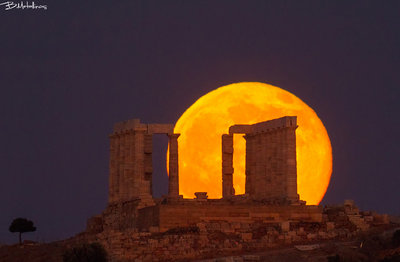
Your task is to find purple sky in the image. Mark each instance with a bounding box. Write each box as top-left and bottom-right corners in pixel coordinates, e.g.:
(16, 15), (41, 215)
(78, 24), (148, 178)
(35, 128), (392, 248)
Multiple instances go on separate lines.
(1, 1), (399, 244)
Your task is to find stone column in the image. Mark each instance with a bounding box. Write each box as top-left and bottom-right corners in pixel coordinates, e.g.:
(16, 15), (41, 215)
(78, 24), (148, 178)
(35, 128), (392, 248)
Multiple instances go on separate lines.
(168, 133), (180, 198)
(244, 134), (255, 196)
(118, 132), (128, 201)
(108, 134), (118, 203)
(144, 134), (153, 196)
(262, 131), (273, 200)
(123, 131), (134, 200)
(222, 134), (234, 198)
(133, 129), (147, 198)
(284, 126), (298, 202)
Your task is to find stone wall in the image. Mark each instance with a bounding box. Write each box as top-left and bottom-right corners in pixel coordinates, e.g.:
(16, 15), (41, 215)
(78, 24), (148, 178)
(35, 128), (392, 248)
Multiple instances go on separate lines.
(81, 201), (390, 262)
(137, 202), (323, 232)
(87, 200), (140, 234)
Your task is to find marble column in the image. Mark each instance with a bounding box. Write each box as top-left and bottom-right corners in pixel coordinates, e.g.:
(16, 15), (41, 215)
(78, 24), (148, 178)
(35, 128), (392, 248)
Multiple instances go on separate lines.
(133, 129), (147, 198)
(168, 133), (180, 198)
(108, 134), (118, 203)
(284, 126), (298, 202)
(244, 134), (255, 196)
(119, 132), (128, 201)
(144, 134), (153, 196)
(222, 134), (234, 198)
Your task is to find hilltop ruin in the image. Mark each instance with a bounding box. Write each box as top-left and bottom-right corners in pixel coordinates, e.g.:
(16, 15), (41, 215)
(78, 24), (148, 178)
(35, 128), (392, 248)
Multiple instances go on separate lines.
(81, 116), (391, 261)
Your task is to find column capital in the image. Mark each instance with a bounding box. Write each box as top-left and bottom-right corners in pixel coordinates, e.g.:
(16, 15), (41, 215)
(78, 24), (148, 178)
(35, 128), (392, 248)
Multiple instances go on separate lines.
(109, 133), (120, 138)
(134, 128), (147, 134)
(168, 133), (180, 139)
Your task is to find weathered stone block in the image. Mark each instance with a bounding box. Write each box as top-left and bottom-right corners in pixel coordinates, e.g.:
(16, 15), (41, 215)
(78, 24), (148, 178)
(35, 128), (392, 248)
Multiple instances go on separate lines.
(364, 216), (373, 222)
(288, 230), (297, 237)
(243, 255), (261, 261)
(195, 192), (208, 199)
(326, 222), (335, 231)
(241, 233), (253, 241)
(281, 221), (290, 232)
(149, 226), (159, 233)
(306, 233), (317, 240)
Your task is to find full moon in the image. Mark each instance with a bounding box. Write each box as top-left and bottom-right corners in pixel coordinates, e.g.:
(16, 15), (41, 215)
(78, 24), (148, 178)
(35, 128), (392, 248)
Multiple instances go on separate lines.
(170, 82), (332, 205)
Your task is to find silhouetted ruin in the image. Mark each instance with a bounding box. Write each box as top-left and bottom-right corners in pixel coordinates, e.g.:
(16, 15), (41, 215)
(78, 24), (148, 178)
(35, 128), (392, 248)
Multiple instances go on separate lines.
(81, 117), (392, 261)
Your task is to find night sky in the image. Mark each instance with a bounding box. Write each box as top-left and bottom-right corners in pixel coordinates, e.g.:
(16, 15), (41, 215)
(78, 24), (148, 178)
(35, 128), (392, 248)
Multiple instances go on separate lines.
(1, 1), (399, 244)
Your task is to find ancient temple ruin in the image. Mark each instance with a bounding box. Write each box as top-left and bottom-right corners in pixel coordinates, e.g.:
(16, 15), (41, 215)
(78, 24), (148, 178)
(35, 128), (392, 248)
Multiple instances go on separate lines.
(107, 119), (180, 208)
(222, 116), (299, 203)
(88, 116), (321, 233)
(82, 116), (392, 262)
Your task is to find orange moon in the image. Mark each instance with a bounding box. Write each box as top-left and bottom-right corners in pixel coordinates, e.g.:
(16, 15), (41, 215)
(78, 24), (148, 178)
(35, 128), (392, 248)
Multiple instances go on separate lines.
(170, 82), (332, 205)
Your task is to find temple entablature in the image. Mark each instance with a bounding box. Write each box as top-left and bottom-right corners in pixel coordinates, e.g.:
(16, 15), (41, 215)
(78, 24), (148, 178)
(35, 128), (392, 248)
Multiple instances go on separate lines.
(229, 116), (297, 135)
(111, 119), (174, 136)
